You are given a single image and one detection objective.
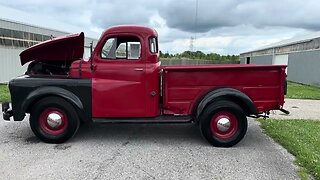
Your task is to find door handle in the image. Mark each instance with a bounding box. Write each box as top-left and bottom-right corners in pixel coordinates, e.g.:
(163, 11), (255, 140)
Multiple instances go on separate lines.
(134, 68), (144, 71)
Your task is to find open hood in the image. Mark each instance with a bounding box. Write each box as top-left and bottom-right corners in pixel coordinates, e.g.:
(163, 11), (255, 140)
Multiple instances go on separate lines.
(20, 32), (84, 65)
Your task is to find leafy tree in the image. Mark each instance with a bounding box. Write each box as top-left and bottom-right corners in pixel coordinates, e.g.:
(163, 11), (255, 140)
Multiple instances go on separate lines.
(160, 50), (239, 62)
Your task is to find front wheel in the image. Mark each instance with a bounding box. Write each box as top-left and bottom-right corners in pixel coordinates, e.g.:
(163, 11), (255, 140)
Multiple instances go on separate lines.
(199, 101), (248, 147)
(30, 97), (80, 143)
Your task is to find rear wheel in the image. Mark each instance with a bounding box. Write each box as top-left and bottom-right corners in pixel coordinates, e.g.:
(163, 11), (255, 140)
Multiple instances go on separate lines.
(199, 101), (247, 147)
(30, 97), (80, 143)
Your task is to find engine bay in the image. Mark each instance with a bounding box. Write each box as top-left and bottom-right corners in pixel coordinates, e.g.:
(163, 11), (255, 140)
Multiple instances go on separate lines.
(26, 61), (71, 76)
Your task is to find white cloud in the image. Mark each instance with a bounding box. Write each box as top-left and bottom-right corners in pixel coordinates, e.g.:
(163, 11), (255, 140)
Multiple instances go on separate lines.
(0, 0), (318, 55)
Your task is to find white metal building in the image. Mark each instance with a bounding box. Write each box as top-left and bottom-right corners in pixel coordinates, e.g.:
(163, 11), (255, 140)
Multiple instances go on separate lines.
(240, 32), (320, 86)
(0, 18), (98, 83)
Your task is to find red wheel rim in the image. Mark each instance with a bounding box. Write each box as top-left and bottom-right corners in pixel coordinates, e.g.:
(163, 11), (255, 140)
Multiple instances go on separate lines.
(39, 107), (68, 136)
(210, 111), (238, 139)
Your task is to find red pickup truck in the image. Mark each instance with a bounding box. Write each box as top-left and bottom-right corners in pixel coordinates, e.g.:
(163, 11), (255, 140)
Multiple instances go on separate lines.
(2, 25), (287, 147)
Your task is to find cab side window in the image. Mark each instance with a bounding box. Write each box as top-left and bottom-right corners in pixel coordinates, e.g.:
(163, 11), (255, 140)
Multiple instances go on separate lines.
(149, 37), (158, 53)
(101, 36), (141, 60)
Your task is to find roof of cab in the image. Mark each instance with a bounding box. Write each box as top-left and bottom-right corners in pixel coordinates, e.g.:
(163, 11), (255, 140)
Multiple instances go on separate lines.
(102, 25), (158, 37)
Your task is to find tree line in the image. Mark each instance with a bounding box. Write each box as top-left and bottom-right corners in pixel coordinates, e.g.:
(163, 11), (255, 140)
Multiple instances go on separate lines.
(160, 51), (239, 62)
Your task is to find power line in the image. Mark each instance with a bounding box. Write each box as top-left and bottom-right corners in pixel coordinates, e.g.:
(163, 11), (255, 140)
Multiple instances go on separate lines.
(194, 0), (199, 51)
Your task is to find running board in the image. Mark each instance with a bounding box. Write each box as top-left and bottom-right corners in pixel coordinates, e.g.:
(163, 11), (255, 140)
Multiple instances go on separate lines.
(92, 115), (194, 124)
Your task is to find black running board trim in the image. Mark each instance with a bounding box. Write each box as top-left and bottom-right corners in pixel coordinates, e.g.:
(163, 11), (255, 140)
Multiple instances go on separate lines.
(92, 116), (194, 124)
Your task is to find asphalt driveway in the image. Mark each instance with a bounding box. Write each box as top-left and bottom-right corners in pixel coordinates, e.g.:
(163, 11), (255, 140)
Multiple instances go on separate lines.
(0, 112), (299, 179)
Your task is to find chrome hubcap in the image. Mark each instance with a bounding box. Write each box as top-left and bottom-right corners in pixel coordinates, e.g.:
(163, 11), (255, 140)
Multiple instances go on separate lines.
(217, 118), (231, 132)
(47, 113), (62, 128)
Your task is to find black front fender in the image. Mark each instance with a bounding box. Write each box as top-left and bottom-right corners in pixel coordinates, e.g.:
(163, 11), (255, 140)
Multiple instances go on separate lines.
(22, 86), (86, 121)
(9, 76), (92, 122)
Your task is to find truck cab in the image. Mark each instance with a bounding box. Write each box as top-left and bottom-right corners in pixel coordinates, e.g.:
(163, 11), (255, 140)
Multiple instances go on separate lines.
(2, 25), (287, 147)
(79, 26), (161, 117)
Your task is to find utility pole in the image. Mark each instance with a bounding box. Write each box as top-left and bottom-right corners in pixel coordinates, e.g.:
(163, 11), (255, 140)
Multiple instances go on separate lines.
(189, 36), (194, 52)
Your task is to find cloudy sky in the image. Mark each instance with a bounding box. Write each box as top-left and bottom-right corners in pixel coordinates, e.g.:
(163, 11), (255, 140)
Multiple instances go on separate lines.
(0, 0), (318, 55)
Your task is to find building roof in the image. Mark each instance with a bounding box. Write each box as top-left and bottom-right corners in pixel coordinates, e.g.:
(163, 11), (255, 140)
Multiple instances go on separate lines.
(0, 5), (100, 39)
(243, 31), (320, 54)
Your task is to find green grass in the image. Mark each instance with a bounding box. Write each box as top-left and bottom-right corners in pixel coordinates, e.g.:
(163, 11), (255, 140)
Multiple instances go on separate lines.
(259, 119), (320, 180)
(0, 84), (10, 102)
(287, 81), (320, 100)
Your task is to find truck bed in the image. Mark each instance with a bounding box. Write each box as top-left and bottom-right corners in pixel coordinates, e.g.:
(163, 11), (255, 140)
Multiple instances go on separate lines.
(162, 64), (286, 115)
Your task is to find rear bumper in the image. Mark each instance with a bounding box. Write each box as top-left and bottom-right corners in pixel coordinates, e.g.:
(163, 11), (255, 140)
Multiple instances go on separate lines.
(2, 102), (12, 121)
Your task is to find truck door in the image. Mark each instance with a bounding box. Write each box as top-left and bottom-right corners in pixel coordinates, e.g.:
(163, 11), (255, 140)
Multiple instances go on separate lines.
(92, 35), (146, 117)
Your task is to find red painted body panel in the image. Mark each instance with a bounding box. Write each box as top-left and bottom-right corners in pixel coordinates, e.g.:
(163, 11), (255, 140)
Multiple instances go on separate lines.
(145, 61), (161, 116)
(70, 59), (161, 117)
(92, 61), (146, 117)
(69, 59), (91, 78)
(162, 65), (286, 115)
(68, 25), (286, 119)
(90, 25), (160, 118)
(20, 33), (84, 65)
